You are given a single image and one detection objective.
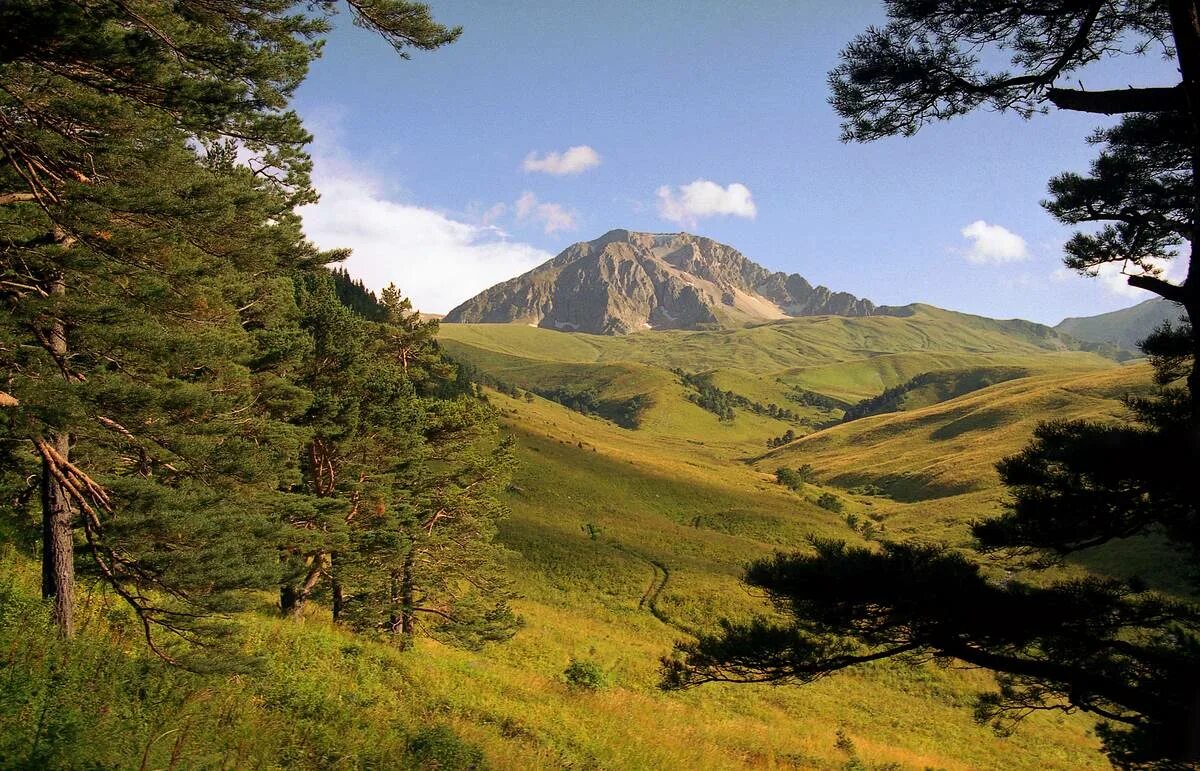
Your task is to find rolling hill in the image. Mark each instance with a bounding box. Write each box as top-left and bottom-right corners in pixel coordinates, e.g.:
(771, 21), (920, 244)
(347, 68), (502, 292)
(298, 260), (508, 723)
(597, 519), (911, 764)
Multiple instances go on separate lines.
(419, 299), (1168, 767)
(1055, 297), (1187, 352)
(440, 304), (1118, 451)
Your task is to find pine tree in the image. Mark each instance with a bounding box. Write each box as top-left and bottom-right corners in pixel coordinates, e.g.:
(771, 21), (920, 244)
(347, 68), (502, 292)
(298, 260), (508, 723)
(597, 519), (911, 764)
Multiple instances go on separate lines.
(280, 274), (519, 648)
(0, 0), (460, 641)
(665, 335), (1198, 765)
(0, 117), (314, 654)
(330, 266), (387, 322)
(828, 0), (1200, 445)
(338, 393), (521, 649)
(325, 284), (520, 647)
(280, 271), (424, 618)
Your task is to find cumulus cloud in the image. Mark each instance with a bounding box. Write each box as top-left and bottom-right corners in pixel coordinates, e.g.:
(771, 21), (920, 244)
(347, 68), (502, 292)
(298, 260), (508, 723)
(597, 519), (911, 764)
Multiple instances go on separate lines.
(514, 191), (577, 234)
(656, 180), (757, 226)
(960, 220), (1030, 264)
(522, 145), (601, 175)
(299, 153), (552, 314)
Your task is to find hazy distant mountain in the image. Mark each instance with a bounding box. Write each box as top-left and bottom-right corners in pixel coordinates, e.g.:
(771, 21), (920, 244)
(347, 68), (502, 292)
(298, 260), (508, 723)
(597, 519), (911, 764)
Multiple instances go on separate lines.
(444, 229), (877, 334)
(1055, 298), (1186, 352)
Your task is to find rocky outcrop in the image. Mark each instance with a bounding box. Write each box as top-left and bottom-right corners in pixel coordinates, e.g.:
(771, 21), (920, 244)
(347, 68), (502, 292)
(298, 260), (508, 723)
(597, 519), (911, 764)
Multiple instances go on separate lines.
(445, 229), (877, 334)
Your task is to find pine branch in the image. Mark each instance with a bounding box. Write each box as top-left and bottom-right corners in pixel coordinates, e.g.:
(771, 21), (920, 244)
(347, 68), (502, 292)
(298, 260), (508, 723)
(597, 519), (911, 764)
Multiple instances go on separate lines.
(1047, 85), (1185, 114)
(1126, 273), (1189, 302)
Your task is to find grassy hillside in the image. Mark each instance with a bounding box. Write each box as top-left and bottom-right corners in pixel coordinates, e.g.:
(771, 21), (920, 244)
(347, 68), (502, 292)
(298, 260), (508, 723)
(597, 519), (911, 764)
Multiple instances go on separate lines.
(840, 366), (1031, 420)
(1056, 298), (1186, 352)
(0, 386), (1112, 769)
(761, 364), (1152, 503)
(420, 311), (1173, 767)
(440, 308), (1116, 456)
(757, 362), (1182, 594)
(1, 309), (1155, 769)
(442, 304), (1110, 373)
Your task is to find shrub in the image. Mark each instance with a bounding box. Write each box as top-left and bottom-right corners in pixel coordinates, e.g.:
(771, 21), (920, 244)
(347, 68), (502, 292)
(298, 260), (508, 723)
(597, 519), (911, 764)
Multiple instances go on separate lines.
(406, 726), (485, 770)
(817, 492), (844, 513)
(775, 467), (803, 491)
(563, 658), (607, 690)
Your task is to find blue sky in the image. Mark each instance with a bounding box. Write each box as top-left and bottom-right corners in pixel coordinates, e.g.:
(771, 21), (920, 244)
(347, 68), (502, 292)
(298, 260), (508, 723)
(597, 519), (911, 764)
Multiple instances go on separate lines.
(295, 0), (1181, 324)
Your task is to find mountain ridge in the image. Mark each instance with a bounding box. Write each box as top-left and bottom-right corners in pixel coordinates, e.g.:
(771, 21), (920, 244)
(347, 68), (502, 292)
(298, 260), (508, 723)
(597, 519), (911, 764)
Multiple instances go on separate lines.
(1055, 298), (1186, 352)
(444, 229), (877, 334)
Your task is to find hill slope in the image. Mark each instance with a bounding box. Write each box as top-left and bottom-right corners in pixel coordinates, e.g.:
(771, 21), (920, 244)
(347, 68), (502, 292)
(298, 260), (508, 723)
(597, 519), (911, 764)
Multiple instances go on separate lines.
(763, 364), (1153, 503)
(444, 229), (877, 334)
(1055, 298), (1186, 351)
(440, 304), (1117, 452)
(423, 306), (1177, 766)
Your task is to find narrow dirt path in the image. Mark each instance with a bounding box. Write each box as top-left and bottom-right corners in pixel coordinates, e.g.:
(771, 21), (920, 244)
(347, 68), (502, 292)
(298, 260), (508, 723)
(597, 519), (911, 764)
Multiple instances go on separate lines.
(612, 543), (690, 633)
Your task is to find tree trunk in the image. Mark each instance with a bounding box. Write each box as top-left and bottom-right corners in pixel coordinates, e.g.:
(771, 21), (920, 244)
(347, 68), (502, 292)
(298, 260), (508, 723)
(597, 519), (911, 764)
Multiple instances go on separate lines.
(1166, 6), (1200, 757)
(400, 546), (415, 639)
(389, 546), (416, 647)
(331, 578), (343, 622)
(281, 552), (326, 617)
(330, 553), (343, 622)
(1169, 0), (1200, 449)
(279, 584), (298, 615)
(41, 431), (74, 638)
(40, 265), (74, 638)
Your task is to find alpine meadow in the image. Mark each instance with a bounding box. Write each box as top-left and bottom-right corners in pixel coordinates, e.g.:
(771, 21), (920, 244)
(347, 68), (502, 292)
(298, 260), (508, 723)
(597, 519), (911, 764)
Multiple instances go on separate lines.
(1, 1), (1198, 770)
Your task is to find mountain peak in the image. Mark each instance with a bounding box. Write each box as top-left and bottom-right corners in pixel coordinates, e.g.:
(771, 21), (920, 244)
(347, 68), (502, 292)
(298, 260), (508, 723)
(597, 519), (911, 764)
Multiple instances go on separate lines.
(445, 230), (876, 334)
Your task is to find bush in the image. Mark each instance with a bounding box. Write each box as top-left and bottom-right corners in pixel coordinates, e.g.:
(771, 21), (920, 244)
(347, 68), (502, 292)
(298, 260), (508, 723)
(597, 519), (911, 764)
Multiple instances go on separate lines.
(817, 493), (844, 513)
(775, 467), (803, 491)
(406, 726), (485, 770)
(563, 658), (607, 690)
(776, 465), (817, 490)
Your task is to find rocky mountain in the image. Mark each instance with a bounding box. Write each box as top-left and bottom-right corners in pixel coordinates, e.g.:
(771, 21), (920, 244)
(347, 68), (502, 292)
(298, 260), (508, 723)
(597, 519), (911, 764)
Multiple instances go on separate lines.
(444, 229), (877, 334)
(1055, 298), (1187, 353)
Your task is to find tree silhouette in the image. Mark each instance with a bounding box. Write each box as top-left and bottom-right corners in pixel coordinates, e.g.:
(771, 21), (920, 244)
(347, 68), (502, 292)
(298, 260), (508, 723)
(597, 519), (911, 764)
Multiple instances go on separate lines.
(830, 0), (1198, 441)
(666, 329), (1197, 766)
(665, 3), (1200, 764)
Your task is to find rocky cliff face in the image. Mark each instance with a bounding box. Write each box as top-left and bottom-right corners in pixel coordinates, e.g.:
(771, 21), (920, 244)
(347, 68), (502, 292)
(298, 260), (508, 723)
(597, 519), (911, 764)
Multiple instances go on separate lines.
(444, 229), (877, 334)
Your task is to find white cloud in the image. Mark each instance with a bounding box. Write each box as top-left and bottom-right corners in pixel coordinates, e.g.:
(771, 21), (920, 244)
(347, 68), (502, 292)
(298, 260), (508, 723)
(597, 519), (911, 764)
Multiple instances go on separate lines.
(960, 220), (1029, 264)
(656, 180), (757, 226)
(522, 145), (601, 175)
(299, 153), (552, 314)
(514, 191), (577, 234)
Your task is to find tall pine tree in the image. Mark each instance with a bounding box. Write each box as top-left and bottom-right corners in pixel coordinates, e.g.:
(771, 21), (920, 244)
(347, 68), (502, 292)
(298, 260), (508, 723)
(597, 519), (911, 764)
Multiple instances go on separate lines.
(0, 0), (460, 641)
(283, 276), (519, 648)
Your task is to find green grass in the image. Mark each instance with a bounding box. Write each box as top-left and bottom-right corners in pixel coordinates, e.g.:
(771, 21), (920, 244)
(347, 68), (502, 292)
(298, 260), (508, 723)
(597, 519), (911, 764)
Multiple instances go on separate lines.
(440, 309), (1116, 462)
(1, 309), (1156, 769)
(426, 314), (1171, 766)
(0, 379), (1116, 769)
(762, 364), (1153, 503)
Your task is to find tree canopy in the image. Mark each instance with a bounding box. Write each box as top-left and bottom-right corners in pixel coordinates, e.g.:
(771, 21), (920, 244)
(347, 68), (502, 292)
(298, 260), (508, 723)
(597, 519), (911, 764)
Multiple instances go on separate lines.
(0, 0), (492, 660)
(831, 0), (1199, 433)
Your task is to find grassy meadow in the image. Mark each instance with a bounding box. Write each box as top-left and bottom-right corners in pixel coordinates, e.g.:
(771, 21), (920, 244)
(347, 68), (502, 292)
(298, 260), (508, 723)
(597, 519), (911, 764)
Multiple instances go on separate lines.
(2, 310), (1156, 769)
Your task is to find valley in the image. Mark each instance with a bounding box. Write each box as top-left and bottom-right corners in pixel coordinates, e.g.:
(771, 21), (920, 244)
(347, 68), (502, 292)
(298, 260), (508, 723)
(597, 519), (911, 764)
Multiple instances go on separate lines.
(419, 296), (1161, 767)
(6, 2), (1198, 767)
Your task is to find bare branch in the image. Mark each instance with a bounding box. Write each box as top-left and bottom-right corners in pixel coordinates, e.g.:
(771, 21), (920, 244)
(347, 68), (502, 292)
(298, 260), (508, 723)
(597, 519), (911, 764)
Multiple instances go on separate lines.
(1047, 85), (1186, 114)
